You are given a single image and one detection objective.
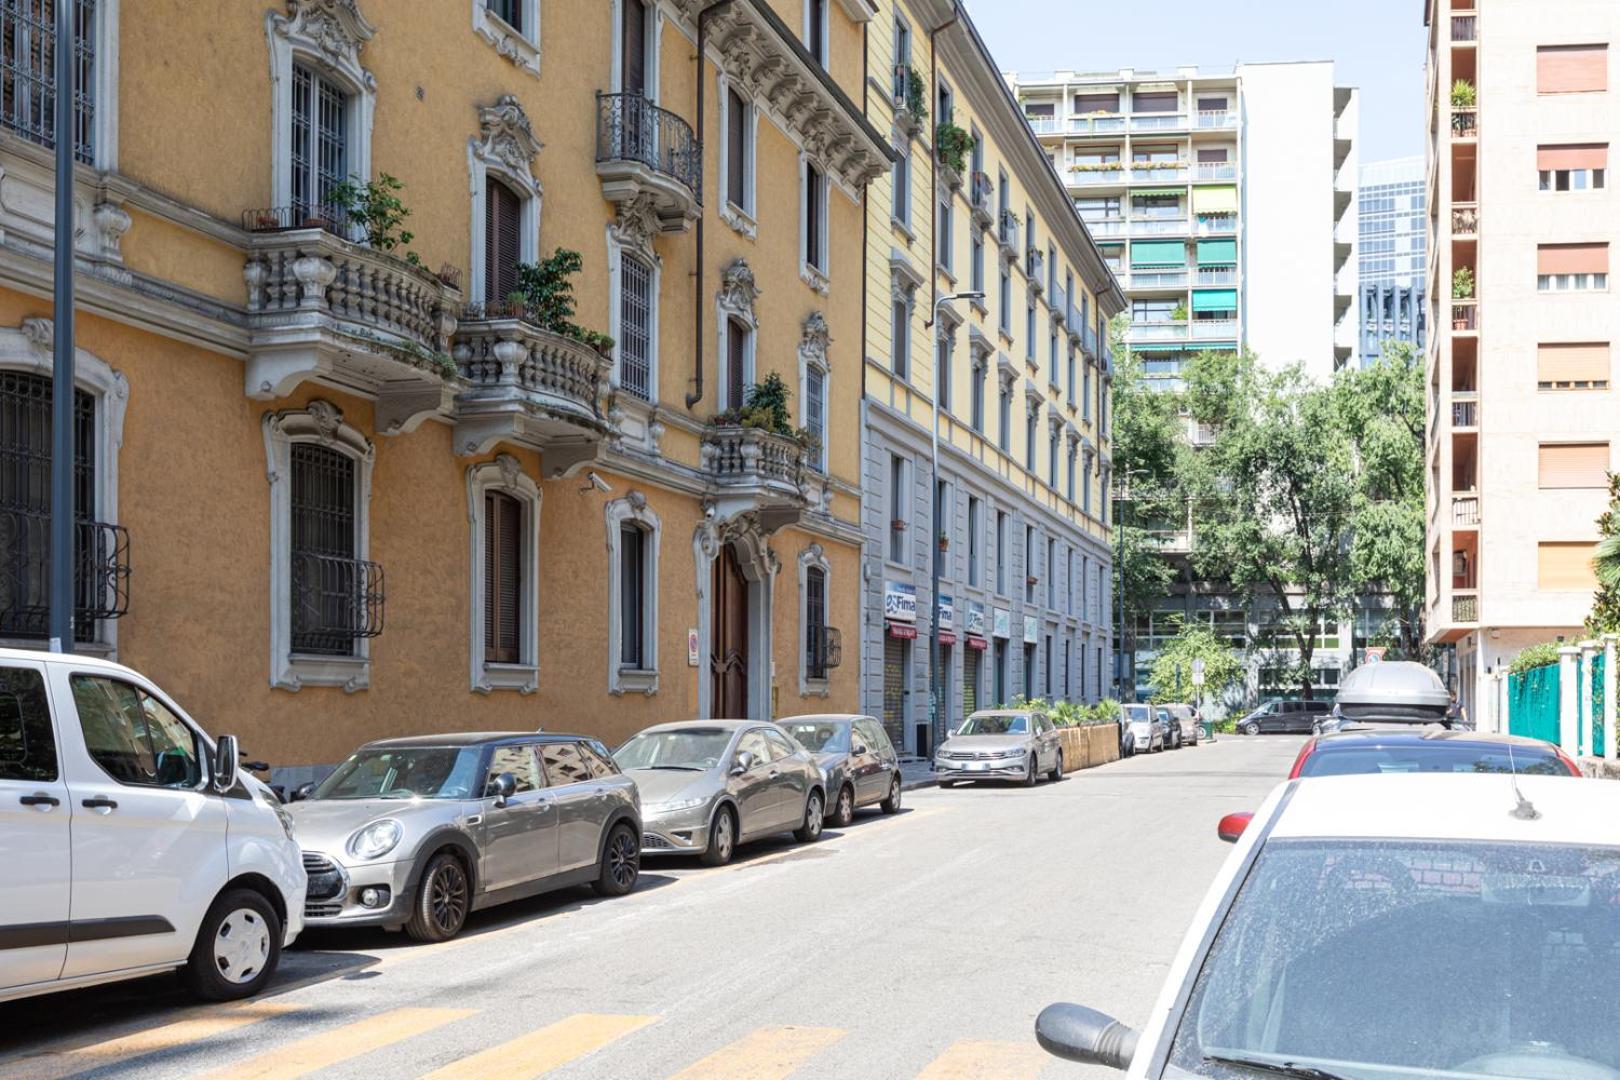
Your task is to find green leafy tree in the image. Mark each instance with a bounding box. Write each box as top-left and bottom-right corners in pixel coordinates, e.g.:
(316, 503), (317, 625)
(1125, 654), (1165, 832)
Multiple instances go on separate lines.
(1147, 620), (1243, 704)
(1183, 348), (1357, 698)
(1336, 342), (1427, 656)
(1587, 472), (1620, 634)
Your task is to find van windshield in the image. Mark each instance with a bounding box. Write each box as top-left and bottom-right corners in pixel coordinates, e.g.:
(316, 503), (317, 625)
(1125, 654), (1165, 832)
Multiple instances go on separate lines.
(313, 746), (484, 800)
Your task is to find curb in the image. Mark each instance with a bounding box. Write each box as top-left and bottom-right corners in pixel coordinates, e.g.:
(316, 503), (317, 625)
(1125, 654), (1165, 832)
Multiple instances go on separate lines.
(900, 775), (940, 792)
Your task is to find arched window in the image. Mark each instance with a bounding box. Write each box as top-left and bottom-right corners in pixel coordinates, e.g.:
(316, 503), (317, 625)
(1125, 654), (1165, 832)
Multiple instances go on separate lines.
(485, 176), (524, 306)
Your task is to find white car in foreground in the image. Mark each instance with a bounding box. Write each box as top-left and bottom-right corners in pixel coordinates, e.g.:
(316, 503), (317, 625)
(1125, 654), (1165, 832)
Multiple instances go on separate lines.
(1036, 773), (1620, 1079)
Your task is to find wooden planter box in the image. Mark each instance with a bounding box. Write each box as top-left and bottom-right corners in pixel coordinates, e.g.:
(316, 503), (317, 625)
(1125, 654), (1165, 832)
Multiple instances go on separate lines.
(1057, 723), (1121, 771)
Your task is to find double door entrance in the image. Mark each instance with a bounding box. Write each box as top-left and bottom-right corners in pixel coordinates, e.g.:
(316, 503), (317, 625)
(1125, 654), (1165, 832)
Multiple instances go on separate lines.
(711, 545), (750, 719)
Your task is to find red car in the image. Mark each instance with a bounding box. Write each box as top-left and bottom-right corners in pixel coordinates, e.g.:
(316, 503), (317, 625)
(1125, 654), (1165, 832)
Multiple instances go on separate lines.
(1287, 728), (1581, 780)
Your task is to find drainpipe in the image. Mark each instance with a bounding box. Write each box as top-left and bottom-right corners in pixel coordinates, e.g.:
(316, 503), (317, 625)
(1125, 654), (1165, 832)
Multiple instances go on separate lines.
(690, 1), (740, 411)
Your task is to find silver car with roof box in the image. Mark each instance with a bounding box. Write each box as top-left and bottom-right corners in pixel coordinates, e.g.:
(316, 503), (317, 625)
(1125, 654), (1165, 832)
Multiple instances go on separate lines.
(616, 720), (827, 866)
(1318, 660), (1455, 734)
(934, 708), (1065, 786)
(285, 732), (641, 943)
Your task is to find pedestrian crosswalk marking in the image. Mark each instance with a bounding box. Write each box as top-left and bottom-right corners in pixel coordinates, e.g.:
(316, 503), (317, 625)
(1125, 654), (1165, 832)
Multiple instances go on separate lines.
(0, 1003), (294, 1080)
(419, 1013), (657, 1079)
(201, 1006), (474, 1080)
(915, 1039), (1051, 1078)
(667, 1025), (846, 1079)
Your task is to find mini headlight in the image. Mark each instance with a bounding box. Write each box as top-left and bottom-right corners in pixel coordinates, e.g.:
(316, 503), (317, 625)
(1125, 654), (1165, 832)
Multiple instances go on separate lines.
(347, 818), (402, 860)
(651, 796), (707, 815)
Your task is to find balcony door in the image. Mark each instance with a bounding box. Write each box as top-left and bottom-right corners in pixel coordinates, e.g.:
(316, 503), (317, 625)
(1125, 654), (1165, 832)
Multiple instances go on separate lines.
(711, 544), (750, 719)
(621, 0), (648, 97)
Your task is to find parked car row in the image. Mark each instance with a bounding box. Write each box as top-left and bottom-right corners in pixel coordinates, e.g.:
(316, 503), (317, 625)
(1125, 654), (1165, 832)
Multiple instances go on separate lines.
(1037, 659), (1612, 1077)
(0, 647), (908, 1008)
(1118, 702), (1202, 756)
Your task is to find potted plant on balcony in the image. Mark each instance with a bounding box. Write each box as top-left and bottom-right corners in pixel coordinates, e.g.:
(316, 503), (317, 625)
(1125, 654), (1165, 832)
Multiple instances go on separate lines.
(1170, 302), (1189, 322)
(509, 248), (614, 354)
(1450, 79), (1476, 109)
(896, 65), (928, 135)
(329, 173), (416, 255)
(935, 122), (975, 187)
(937, 532), (950, 551)
(1452, 266), (1474, 301)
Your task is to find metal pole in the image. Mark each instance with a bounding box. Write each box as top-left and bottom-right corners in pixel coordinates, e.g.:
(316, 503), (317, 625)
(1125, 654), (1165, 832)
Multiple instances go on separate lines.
(929, 312), (941, 752)
(49, 0), (77, 653)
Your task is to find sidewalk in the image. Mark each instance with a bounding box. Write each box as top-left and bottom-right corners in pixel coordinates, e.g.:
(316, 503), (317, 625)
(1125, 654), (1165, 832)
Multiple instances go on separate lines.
(898, 759), (941, 791)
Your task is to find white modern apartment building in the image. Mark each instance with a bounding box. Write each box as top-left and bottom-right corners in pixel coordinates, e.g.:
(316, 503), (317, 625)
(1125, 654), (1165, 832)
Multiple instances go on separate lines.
(1424, 0), (1620, 727)
(1008, 63), (1359, 388)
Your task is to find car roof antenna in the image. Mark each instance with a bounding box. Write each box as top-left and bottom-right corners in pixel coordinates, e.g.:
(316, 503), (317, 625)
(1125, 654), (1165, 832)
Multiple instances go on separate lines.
(1504, 740), (1540, 821)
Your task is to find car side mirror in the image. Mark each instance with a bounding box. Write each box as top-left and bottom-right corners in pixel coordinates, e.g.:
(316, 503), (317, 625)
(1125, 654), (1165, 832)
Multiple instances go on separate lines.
(486, 771), (517, 805)
(1035, 1003), (1138, 1071)
(732, 751), (757, 776)
(1217, 811), (1253, 843)
(852, 743), (868, 756)
(212, 735), (240, 794)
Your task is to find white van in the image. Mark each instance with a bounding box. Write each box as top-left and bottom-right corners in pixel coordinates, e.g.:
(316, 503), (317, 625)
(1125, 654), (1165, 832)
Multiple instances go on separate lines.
(0, 650), (305, 1003)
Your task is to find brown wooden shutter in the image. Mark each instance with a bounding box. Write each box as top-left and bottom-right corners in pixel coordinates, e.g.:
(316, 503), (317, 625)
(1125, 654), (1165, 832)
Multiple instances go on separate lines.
(1538, 343), (1610, 388)
(622, 0), (647, 96)
(1538, 542), (1599, 590)
(727, 88), (746, 208)
(1538, 442), (1610, 488)
(485, 491), (522, 663)
(1537, 144), (1608, 171)
(1538, 243), (1609, 275)
(1131, 91), (1178, 113)
(727, 318), (747, 407)
(1537, 44), (1608, 94)
(485, 179), (522, 306)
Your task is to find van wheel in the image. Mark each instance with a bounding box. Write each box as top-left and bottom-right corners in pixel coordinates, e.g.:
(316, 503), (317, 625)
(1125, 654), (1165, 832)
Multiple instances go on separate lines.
(405, 852), (470, 943)
(700, 806), (737, 867)
(184, 888), (281, 1001)
(591, 822), (640, 897)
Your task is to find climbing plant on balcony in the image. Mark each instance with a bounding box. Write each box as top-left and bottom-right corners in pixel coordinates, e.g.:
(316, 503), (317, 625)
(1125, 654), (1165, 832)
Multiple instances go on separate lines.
(934, 122), (975, 175)
(901, 65), (928, 127)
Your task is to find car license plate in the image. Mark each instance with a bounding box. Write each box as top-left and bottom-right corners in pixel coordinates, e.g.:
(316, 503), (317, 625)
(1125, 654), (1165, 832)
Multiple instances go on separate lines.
(966, 761), (988, 771)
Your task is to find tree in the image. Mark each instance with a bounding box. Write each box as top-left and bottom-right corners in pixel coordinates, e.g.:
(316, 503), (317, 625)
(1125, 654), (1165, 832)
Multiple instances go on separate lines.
(1147, 620), (1243, 705)
(1335, 342), (1427, 656)
(1109, 314), (1183, 687)
(1182, 349), (1357, 698)
(1587, 472), (1620, 634)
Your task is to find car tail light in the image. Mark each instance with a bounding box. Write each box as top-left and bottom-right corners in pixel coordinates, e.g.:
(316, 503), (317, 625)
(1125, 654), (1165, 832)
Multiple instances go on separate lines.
(1287, 738), (1318, 780)
(1217, 811), (1253, 843)
(1557, 749), (1584, 777)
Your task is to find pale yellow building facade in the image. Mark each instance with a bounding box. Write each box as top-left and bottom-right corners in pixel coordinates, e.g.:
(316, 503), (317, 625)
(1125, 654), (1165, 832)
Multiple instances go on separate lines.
(3, 0), (889, 784)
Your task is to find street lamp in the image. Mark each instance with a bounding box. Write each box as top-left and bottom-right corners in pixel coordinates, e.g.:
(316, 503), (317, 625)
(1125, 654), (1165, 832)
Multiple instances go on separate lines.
(1114, 467), (1149, 702)
(925, 291), (984, 751)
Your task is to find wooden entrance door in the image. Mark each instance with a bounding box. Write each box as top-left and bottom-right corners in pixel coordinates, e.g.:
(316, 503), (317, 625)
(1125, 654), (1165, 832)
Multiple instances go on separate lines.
(711, 545), (749, 718)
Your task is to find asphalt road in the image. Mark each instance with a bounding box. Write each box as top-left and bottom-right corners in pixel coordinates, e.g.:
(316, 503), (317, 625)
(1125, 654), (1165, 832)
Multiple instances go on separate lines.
(0, 734), (1305, 1080)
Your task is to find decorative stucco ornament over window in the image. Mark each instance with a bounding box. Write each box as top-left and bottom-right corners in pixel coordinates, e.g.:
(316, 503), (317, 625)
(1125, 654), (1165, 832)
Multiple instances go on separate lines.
(799, 311), (831, 370)
(272, 0), (376, 70)
(718, 259), (761, 320)
(611, 195), (662, 261)
(476, 95), (544, 189)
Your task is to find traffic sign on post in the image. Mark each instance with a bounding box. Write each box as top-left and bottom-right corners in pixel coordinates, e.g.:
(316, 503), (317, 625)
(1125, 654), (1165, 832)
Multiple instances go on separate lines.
(1191, 658), (1206, 686)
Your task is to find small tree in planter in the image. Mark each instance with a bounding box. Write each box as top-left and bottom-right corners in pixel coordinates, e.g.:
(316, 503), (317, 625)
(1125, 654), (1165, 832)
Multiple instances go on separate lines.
(328, 173), (425, 267)
(510, 248), (615, 355)
(1450, 79), (1476, 109)
(1452, 266), (1475, 300)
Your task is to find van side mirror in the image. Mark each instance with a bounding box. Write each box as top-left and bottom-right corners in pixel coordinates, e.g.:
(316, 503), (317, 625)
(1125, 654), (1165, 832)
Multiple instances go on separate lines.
(486, 772), (517, 805)
(1035, 1003), (1138, 1071)
(291, 782), (314, 802)
(1217, 811), (1253, 843)
(213, 735), (240, 794)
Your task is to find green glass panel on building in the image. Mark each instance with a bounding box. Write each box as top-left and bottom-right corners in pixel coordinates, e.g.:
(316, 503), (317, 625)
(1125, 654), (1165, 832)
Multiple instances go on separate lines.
(1191, 288), (1238, 313)
(1196, 238), (1237, 265)
(1129, 240), (1187, 267)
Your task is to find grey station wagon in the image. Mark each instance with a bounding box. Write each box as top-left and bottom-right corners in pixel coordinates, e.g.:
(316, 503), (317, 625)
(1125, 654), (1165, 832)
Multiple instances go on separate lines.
(286, 732), (642, 942)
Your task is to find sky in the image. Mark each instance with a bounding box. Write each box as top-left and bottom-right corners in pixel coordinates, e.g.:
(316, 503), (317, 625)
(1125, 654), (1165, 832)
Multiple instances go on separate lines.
(966, 0), (1427, 164)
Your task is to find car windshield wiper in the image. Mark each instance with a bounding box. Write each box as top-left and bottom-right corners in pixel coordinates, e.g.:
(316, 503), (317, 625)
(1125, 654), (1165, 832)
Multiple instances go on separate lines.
(1204, 1054), (1354, 1080)
(639, 764), (703, 771)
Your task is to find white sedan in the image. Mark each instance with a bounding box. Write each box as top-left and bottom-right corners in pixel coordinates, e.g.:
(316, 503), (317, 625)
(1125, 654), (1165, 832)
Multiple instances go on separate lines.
(1036, 772), (1620, 1079)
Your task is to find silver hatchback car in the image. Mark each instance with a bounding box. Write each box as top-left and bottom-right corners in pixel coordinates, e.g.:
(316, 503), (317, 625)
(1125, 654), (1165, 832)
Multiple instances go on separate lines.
(778, 714), (904, 827)
(615, 721), (827, 866)
(286, 732), (641, 942)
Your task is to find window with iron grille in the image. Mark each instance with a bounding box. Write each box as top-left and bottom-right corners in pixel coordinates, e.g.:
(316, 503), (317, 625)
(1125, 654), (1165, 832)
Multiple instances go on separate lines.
(485, 177), (523, 307)
(619, 522), (647, 669)
(805, 565), (827, 680)
(484, 491), (522, 664)
(289, 443), (375, 657)
(0, 370), (124, 642)
(291, 64), (348, 220)
(0, 0), (95, 165)
(619, 252), (652, 400)
(487, 0), (521, 32)
(805, 365), (826, 473)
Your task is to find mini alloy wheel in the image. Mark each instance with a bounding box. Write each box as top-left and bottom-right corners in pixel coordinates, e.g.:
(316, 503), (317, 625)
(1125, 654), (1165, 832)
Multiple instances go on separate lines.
(406, 852), (470, 942)
(593, 823), (640, 897)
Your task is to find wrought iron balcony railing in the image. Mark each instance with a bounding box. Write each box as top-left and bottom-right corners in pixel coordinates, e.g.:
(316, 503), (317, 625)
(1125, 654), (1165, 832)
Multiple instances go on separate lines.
(290, 551), (384, 656)
(0, 513), (131, 641)
(595, 92), (702, 201)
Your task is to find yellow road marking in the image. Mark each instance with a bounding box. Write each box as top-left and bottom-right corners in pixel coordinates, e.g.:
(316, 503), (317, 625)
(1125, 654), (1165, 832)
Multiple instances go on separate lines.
(201, 1006), (473, 1080)
(0, 1004), (295, 1080)
(667, 1025), (845, 1079)
(915, 1040), (1050, 1079)
(420, 1013), (656, 1080)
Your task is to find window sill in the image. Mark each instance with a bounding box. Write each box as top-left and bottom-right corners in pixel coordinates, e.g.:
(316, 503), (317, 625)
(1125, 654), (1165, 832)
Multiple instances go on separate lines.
(970, 298), (988, 317)
(476, 662), (539, 695)
(890, 216), (915, 243)
(473, 6), (541, 76)
(801, 678), (831, 698)
(275, 654), (370, 694)
(612, 668), (660, 696)
(800, 261), (830, 296)
(721, 201), (758, 240)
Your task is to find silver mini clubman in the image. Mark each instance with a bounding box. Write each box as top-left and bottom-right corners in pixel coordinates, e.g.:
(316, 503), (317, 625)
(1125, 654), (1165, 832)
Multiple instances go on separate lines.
(285, 732), (641, 942)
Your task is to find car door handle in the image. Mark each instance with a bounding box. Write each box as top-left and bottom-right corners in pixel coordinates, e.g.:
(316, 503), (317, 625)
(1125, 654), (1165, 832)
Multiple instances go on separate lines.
(82, 797), (118, 811)
(20, 794), (59, 808)
(768, 769), (781, 778)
